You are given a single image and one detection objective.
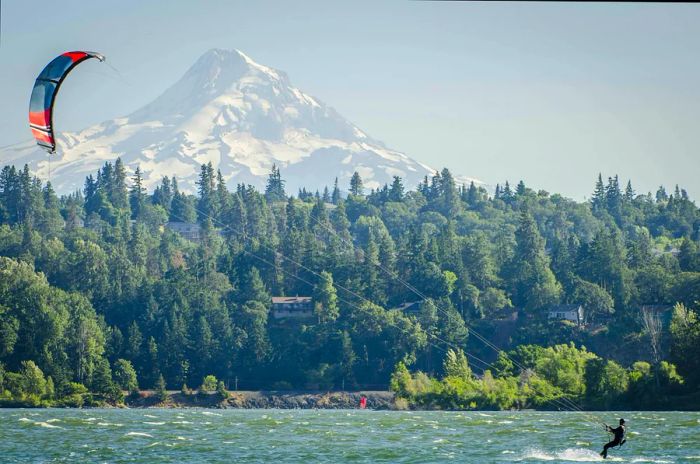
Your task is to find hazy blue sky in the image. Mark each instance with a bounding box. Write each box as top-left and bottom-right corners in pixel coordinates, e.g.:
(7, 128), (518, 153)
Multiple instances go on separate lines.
(1, 1), (699, 199)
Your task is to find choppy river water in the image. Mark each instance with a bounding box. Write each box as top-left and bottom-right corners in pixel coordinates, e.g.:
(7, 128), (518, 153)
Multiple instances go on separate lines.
(1, 409), (698, 463)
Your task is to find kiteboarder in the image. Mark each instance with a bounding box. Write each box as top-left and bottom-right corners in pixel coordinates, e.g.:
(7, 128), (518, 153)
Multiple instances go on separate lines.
(600, 418), (626, 459)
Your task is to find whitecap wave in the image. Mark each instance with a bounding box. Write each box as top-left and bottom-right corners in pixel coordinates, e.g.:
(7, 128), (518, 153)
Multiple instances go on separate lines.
(125, 432), (153, 438)
(517, 447), (621, 462)
(19, 418), (62, 429)
(630, 459), (672, 463)
(36, 421), (62, 429)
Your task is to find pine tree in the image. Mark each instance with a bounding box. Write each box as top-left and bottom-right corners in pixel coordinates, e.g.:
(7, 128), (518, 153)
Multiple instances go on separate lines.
(170, 178), (197, 223)
(240, 267), (270, 305)
(655, 186), (668, 203)
(439, 168), (461, 217)
(502, 181), (513, 202)
(83, 174), (98, 215)
(155, 373), (167, 402)
(331, 177), (341, 204)
(429, 171), (441, 201)
(112, 158), (129, 210)
(330, 201), (352, 243)
(418, 176), (430, 197)
(129, 167), (146, 219)
(623, 180), (635, 202)
(313, 271), (339, 323)
(505, 209), (561, 311)
(362, 234), (386, 305)
(338, 330), (356, 386)
(192, 315), (213, 379)
(40, 182), (64, 234)
(605, 175), (622, 220)
(152, 176), (173, 212)
(389, 176), (404, 202)
(264, 164), (286, 202)
(592, 173), (606, 213)
(349, 172), (364, 196)
(196, 162), (217, 222)
(221, 192), (247, 240)
(466, 181), (478, 206)
(127, 321), (143, 362)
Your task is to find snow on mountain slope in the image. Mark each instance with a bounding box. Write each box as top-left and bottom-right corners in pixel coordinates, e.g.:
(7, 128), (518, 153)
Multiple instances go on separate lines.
(1, 49), (478, 194)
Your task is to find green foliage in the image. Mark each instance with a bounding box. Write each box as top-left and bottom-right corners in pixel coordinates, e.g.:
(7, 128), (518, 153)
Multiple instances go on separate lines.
(534, 343), (596, 397)
(155, 374), (167, 402)
(442, 349), (471, 380)
(393, 343), (688, 411)
(216, 380), (228, 399)
(505, 210), (561, 311)
(585, 358), (629, 409)
(20, 360), (46, 397)
(113, 359), (139, 392)
(572, 278), (614, 321)
(201, 375), (218, 392)
(0, 160), (698, 406)
(313, 271), (338, 323)
(669, 303), (700, 385)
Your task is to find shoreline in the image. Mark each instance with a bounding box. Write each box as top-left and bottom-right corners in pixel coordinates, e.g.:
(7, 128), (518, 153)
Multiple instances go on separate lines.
(127, 390), (396, 410)
(3, 389), (697, 411)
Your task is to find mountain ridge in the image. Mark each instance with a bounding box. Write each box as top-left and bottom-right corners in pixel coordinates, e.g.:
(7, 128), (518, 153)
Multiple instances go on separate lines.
(1, 49), (479, 195)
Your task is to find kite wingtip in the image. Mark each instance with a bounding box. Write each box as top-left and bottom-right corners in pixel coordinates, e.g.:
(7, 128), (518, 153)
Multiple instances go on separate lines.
(86, 51), (106, 62)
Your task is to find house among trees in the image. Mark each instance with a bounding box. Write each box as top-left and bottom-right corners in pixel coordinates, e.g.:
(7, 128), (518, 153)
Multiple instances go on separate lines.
(391, 301), (424, 315)
(271, 296), (314, 319)
(165, 221), (202, 242)
(548, 304), (585, 326)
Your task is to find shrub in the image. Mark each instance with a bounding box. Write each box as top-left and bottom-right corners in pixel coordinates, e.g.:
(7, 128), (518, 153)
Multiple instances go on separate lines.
(201, 375), (217, 392)
(216, 381), (228, 400)
(155, 374), (167, 402)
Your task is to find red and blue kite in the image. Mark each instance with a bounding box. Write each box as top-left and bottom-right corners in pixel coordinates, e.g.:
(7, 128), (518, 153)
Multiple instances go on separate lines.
(29, 51), (105, 153)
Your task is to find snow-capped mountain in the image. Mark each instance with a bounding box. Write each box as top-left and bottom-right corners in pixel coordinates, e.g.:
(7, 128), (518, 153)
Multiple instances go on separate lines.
(1, 49), (476, 195)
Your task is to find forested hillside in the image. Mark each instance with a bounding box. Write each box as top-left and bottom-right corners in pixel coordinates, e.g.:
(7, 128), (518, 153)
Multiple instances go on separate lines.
(0, 160), (698, 408)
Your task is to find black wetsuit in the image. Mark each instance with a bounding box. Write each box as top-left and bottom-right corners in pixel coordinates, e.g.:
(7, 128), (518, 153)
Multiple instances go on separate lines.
(601, 425), (625, 458)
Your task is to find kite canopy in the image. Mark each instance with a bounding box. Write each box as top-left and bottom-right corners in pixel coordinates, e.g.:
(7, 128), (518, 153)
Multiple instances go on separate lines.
(29, 51), (105, 153)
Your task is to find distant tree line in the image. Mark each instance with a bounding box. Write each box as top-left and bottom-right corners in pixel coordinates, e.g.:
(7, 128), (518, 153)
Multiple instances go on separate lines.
(0, 160), (698, 408)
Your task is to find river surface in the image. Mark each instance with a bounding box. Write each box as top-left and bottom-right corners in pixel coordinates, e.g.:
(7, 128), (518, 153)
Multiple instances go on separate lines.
(0, 409), (698, 463)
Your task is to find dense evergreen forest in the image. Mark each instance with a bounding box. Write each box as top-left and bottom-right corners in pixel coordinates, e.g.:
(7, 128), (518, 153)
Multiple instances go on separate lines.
(0, 159), (698, 409)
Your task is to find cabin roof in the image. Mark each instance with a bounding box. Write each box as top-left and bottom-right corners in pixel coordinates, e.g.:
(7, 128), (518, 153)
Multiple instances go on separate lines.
(272, 296), (312, 304)
(548, 304), (582, 312)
